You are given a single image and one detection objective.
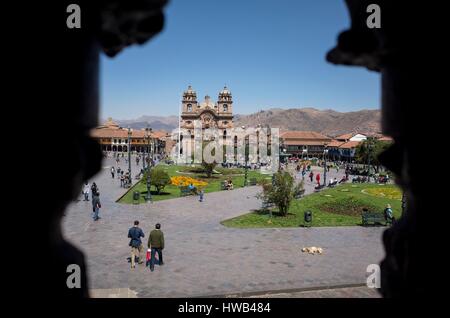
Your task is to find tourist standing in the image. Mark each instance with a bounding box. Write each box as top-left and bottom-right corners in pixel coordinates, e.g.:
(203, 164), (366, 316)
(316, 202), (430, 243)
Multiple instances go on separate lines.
(309, 171), (314, 182)
(111, 166), (115, 179)
(316, 173), (321, 187)
(128, 220), (145, 268)
(92, 192), (101, 221)
(82, 182), (90, 201)
(199, 189), (204, 202)
(148, 223), (164, 272)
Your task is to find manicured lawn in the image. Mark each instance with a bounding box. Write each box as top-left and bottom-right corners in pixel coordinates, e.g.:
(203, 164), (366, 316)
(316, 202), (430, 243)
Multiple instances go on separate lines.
(118, 164), (271, 204)
(221, 184), (403, 228)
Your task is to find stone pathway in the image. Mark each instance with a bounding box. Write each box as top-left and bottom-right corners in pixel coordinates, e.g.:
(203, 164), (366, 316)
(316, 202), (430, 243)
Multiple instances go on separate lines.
(63, 157), (386, 298)
(246, 285), (381, 298)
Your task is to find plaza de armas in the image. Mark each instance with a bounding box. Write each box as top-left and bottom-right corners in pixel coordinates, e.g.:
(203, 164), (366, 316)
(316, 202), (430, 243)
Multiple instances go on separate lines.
(90, 86), (400, 227)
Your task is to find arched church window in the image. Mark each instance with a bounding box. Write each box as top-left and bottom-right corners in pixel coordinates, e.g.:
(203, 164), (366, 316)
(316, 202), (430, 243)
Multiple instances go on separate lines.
(223, 104), (228, 112)
(187, 104), (192, 112)
(223, 130), (227, 136)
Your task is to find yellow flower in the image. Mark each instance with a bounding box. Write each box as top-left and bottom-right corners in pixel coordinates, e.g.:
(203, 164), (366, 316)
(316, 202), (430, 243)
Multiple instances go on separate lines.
(171, 176), (208, 187)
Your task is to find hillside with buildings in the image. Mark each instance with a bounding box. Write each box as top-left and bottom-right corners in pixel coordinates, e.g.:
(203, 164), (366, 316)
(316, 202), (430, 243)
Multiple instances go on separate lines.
(112, 107), (380, 137)
(233, 108), (381, 137)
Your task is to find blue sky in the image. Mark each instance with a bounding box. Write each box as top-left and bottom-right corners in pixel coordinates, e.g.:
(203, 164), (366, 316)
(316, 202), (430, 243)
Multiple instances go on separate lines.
(100, 0), (380, 119)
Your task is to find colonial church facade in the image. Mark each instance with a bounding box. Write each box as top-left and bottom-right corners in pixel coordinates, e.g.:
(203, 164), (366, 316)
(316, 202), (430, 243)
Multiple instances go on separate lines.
(180, 85), (234, 138)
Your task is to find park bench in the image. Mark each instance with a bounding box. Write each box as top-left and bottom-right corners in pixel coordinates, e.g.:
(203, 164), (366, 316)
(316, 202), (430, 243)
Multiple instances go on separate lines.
(247, 178), (257, 186)
(294, 189), (305, 199)
(180, 186), (194, 197)
(314, 184), (324, 192)
(361, 211), (387, 226)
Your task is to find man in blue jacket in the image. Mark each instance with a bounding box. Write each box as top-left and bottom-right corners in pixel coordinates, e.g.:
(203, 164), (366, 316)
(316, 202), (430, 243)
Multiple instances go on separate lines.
(128, 220), (145, 268)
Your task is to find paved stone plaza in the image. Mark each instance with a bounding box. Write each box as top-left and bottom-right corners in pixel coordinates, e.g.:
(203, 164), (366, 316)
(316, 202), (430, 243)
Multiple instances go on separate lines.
(63, 158), (385, 298)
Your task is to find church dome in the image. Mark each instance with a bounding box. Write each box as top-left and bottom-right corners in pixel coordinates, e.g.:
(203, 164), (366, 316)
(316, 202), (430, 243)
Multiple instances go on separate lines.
(220, 86), (231, 95)
(184, 85), (196, 94)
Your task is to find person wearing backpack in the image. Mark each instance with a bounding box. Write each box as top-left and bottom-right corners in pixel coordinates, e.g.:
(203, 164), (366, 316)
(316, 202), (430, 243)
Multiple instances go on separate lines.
(128, 220), (145, 268)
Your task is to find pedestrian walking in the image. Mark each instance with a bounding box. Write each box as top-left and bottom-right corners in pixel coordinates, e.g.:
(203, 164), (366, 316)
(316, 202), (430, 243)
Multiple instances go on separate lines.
(128, 220), (145, 268)
(309, 171), (314, 182)
(148, 223), (164, 272)
(199, 189), (204, 202)
(90, 182), (98, 200)
(82, 182), (90, 201)
(316, 173), (321, 187)
(111, 166), (115, 179)
(92, 192), (101, 221)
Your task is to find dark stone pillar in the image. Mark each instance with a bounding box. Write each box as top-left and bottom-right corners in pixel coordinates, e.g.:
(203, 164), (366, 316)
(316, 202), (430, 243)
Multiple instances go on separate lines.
(328, 0), (438, 297)
(29, 0), (168, 298)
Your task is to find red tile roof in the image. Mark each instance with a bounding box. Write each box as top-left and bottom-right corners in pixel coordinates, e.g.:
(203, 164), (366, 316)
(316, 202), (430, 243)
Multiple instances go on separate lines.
(151, 130), (169, 139)
(335, 133), (354, 141)
(91, 128), (160, 139)
(327, 140), (345, 148)
(338, 141), (361, 149)
(283, 140), (328, 146)
(281, 131), (331, 140)
(378, 136), (393, 142)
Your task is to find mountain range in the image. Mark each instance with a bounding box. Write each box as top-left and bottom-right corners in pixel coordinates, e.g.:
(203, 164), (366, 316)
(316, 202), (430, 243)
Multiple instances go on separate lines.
(110, 108), (381, 137)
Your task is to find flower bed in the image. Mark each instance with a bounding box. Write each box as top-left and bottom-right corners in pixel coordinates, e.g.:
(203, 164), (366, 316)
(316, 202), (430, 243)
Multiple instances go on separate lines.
(170, 176), (208, 187)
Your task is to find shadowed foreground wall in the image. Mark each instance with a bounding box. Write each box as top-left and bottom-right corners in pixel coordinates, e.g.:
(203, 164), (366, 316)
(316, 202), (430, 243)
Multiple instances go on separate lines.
(26, 0), (436, 298)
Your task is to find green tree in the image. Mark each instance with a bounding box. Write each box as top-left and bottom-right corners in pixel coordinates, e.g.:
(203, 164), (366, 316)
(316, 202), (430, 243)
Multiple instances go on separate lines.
(201, 140), (218, 178)
(260, 171), (295, 216)
(201, 161), (217, 178)
(355, 137), (391, 172)
(142, 168), (171, 194)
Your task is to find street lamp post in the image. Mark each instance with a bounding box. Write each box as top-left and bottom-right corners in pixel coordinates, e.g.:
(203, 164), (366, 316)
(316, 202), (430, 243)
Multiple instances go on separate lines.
(127, 127), (132, 177)
(323, 146), (328, 186)
(367, 138), (372, 182)
(244, 136), (249, 187)
(145, 126), (153, 202)
(142, 142), (145, 171)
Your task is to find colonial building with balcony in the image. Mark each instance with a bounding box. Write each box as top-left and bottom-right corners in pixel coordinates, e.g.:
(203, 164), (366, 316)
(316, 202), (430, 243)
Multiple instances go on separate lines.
(91, 118), (165, 154)
(280, 131), (332, 157)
